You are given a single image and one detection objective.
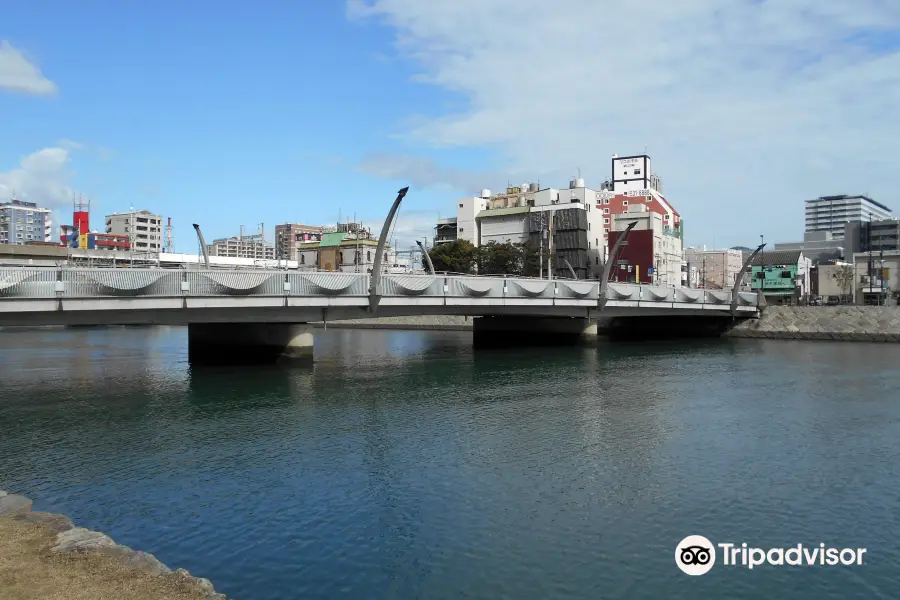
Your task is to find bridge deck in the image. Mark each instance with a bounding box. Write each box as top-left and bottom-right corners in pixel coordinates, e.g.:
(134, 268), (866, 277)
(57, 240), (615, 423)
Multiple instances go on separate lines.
(0, 268), (759, 326)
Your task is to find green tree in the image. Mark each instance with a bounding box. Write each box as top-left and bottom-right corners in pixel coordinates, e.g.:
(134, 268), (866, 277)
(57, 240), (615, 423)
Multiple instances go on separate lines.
(520, 240), (557, 277)
(427, 239), (478, 274)
(477, 241), (523, 275)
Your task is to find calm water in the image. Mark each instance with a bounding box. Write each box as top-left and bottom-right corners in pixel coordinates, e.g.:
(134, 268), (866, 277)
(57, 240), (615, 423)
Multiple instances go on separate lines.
(1, 327), (899, 599)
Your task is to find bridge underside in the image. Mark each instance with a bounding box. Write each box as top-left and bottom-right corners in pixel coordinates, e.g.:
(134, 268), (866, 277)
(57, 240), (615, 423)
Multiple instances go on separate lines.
(188, 323), (314, 366)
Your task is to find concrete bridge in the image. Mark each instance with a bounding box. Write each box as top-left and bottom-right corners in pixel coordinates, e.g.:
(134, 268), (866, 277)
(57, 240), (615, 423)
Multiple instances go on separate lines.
(0, 267), (761, 363)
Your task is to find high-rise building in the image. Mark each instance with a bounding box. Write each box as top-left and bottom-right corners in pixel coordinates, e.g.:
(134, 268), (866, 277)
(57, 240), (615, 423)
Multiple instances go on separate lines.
(805, 195), (892, 239)
(105, 210), (164, 253)
(0, 197), (52, 245)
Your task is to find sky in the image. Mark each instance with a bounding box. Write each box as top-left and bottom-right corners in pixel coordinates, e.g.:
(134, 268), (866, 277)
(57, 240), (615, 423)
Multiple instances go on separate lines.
(2, 1), (900, 252)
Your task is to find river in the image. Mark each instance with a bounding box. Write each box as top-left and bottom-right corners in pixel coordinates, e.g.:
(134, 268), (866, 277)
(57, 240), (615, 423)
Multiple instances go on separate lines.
(1, 326), (898, 599)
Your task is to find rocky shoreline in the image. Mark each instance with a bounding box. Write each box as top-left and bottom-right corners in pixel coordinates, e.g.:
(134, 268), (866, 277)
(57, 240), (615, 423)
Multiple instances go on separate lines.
(725, 305), (900, 342)
(0, 489), (228, 599)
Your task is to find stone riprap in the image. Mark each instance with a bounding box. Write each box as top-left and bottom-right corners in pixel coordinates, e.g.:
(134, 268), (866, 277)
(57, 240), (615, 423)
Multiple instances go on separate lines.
(0, 489), (228, 599)
(726, 305), (900, 342)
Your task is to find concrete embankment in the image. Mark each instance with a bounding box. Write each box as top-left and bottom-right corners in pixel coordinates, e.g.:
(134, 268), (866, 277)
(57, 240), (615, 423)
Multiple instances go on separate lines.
(726, 305), (900, 342)
(318, 307), (900, 343)
(0, 490), (229, 600)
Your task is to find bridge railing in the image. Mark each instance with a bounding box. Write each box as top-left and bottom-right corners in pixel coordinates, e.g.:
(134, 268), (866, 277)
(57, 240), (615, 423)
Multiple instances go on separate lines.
(0, 268), (757, 307)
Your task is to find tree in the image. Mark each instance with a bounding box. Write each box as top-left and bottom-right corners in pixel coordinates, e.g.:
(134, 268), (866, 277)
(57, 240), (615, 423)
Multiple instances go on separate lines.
(477, 241), (523, 275)
(521, 240), (557, 278)
(427, 239), (478, 274)
(833, 264), (854, 303)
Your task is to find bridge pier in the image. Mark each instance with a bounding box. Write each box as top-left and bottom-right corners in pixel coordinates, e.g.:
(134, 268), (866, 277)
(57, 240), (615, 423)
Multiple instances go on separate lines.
(187, 323), (314, 365)
(473, 316), (598, 348)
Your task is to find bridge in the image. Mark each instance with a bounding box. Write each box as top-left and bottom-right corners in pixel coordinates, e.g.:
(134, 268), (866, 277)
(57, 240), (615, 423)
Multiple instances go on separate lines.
(0, 267), (761, 363)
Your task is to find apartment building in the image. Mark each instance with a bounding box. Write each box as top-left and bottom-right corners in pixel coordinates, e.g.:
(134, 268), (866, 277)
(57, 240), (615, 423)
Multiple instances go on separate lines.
(805, 195), (892, 239)
(207, 233), (275, 260)
(0, 198), (52, 245)
(105, 210), (163, 253)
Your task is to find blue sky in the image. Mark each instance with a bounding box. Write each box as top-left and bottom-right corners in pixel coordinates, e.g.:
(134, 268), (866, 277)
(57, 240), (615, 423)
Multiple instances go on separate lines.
(2, 0), (900, 252)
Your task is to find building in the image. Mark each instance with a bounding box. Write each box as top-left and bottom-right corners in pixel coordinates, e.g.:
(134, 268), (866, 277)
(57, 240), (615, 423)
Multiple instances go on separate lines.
(610, 154), (662, 195)
(207, 233), (275, 260)
(844, 218), (900, 257)
(852, 250), (899, 305)
(813, 261), (854, 301)
(805, 195), (892, 239)
(434, 153), (682, 279)
(295, 231), (394, 272)
(457, 192), (489, 247)
(433, 217), (458, 246)
(773, 231), (845, 265)
(607, 204), (684, 286)
(274, 223), (328, 261)
(748, 250), (813, 304)
(105, 210), (164, 253)
(683, 247), (744, 289)
(0, 198), (52, 245)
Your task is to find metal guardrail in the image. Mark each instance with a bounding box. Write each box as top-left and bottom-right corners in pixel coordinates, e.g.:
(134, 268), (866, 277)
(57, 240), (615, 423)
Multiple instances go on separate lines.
(0, 268), (759, 308)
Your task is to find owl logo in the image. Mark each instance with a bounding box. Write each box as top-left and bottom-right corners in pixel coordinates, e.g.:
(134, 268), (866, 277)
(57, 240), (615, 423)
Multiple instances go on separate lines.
(676, 535), (716, 575)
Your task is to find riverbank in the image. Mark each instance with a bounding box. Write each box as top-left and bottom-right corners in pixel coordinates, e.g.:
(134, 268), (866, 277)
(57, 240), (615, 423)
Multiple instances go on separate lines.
(321, 307), (900, 342)
(726, 305), (900, 342)
(0, 490), (228, 600)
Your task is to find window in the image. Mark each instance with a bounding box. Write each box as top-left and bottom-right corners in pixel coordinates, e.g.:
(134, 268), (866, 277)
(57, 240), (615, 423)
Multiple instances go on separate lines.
(459, 203), (464, 208)
(634, 169), (641, 175)
(367, 251), (372, 261)
(588, 222), (591, 230)
(459, 227), (464, 232)
(596, 257), (599, 265)
(623, 200), (628, 206)
(604, 208), (610, 214)
(596, 238), (599, 246)
(604, 218), (609, 224)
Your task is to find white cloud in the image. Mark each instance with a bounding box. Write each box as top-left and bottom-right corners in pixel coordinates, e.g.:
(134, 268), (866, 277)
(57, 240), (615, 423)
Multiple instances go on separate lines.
(348, 0), (900, 245)
(0, 146), (76, 210)
(0, 41), (57, 96)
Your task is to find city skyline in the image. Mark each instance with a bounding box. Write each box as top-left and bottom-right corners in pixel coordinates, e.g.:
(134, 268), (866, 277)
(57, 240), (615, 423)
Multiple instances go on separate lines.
(2, 1), (899, 251)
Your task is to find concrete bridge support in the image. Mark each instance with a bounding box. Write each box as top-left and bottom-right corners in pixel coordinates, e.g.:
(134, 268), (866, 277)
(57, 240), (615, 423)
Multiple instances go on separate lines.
(473, 316), (598, 348)
(187, 323), (314, 365)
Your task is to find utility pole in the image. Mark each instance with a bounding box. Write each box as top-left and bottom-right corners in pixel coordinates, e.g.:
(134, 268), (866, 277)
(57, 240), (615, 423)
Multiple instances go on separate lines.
(547, 209), (553, 279)
(538, 210), (544, 279)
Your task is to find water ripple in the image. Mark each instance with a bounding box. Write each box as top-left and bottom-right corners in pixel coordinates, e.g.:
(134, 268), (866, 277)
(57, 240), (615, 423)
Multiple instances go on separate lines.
(1, 329), (899, 599)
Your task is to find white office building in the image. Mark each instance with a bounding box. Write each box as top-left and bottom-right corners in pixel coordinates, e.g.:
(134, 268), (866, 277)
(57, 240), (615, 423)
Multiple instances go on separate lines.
(805, 195), (892, 240)
(105, 210), (164, 253)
